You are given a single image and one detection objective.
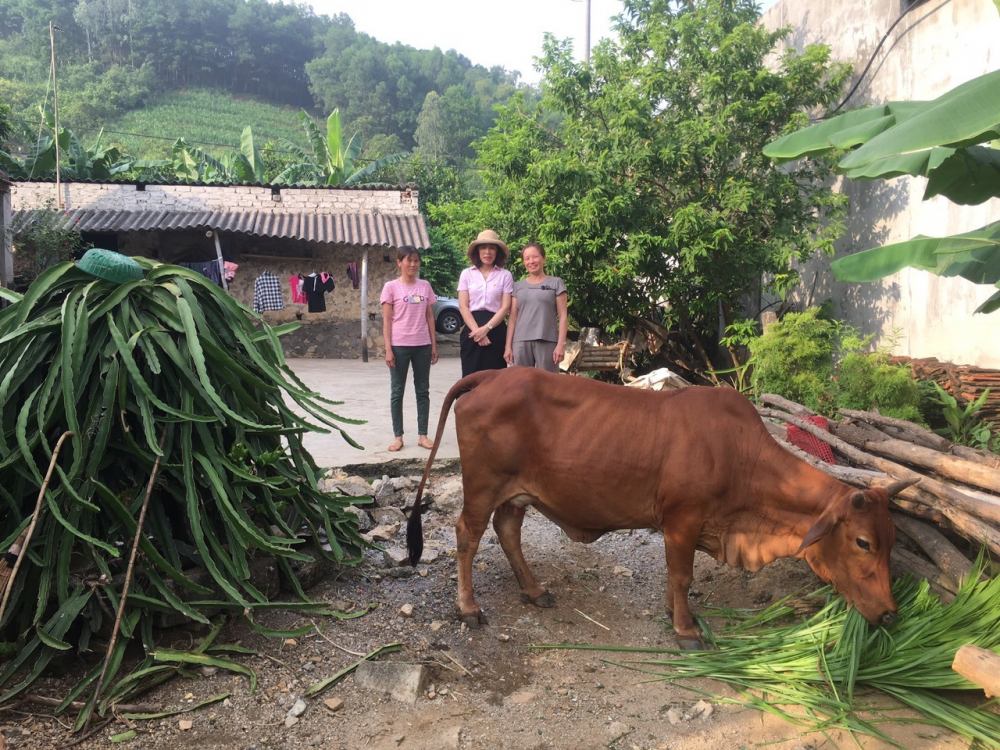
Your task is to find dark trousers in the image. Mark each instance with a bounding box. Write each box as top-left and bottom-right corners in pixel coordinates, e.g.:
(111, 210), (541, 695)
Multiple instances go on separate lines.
(390, 345), (432, 436)
(460, 309), (508, 377)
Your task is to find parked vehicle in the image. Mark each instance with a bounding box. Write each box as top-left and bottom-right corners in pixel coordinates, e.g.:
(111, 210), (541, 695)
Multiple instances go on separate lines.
(432, 297), (462, 335)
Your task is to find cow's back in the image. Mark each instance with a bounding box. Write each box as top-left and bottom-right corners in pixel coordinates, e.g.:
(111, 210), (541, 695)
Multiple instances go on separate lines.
(453, 370), (775, 532)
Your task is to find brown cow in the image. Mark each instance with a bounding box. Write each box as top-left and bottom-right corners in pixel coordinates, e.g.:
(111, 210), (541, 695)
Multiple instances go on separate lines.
(408, 368), (905, 649)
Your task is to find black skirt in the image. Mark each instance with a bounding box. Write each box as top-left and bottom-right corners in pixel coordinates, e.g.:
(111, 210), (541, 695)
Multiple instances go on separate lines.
(460, 309), (508, 377)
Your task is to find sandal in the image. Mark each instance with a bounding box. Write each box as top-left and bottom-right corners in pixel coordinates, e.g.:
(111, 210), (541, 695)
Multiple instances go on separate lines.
(417, 436), (435, 450)
(388, 437), (404, 452)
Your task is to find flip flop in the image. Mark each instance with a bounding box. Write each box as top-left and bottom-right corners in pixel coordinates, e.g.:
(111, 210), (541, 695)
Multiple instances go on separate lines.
(417, 437), (434, 450)
(388, 438), (404, 452)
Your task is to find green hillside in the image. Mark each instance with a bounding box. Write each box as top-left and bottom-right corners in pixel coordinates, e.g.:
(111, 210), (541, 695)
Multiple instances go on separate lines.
(94, 89), (309, 161)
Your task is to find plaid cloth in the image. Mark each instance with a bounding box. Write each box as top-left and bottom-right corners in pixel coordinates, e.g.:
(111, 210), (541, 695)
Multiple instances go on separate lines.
(253, 271), (284, 313)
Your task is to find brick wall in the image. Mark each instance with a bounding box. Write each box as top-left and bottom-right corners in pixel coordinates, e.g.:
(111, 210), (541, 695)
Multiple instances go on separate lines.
(11, 182), (419, 215)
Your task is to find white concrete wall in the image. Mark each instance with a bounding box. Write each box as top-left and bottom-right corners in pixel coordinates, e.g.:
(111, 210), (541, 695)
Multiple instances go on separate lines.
(762, 0), (1000, 367)
(10, 182), (420, 215)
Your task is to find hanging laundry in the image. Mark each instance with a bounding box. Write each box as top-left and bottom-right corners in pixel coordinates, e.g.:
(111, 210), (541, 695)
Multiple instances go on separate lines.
(179, 261), (223, 287)
(302, 272), (335, 313)
(253, 271), (284, 313)
(224, 261), (239, 282)
(290, 275), (307, 304)
(347, 262), (360, 290)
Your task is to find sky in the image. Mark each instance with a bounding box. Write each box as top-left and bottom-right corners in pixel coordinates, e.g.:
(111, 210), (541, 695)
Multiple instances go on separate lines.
(305, 0), (782, 85)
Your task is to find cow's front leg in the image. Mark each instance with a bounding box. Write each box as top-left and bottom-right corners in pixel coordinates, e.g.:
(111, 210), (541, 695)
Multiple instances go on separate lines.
(662, 532), (706, 650)
(493, 503), (553, 608)
(455, 510), (489, 627)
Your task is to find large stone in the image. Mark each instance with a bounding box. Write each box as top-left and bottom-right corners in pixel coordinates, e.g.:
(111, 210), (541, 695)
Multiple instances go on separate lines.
(429, 476), (464, 515)
(371, 507), (406, 526)
(366, 524), (400, 542)
(324, 475), (376, 498)
(343, 504), (372, 531)
(354, 662), (429, 704)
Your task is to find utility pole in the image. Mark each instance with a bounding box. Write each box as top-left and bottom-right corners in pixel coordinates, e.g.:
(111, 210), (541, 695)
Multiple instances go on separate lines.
(49, 21), (62, 208)
(571, 0), (592, 64)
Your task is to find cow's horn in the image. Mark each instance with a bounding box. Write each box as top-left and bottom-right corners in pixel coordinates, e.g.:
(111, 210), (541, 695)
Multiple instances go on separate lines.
(884, 477), (920, 497)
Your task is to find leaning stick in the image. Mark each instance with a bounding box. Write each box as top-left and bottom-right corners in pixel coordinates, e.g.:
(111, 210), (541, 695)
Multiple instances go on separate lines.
(0, 431), (73, 628)
(86, 429), (168, 728)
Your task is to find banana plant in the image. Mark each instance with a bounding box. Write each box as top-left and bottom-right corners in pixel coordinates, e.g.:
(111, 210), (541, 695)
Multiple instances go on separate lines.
(764, 64), (1000, 313)
(0, 111), (134, 180)
(272, 109), (408, 186)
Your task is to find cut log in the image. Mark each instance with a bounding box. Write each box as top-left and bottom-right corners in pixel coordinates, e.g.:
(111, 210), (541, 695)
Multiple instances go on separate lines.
(890, 547), (957, 602)
(952, 645), (1000, 698)
(839, 408), (954, 452)
(830, 419), (1000, 500)
(891, 497), (951, 527)
(760, 393), (818, 417)
(890, 513), (975, 584)
(758, 408), (1000, 532)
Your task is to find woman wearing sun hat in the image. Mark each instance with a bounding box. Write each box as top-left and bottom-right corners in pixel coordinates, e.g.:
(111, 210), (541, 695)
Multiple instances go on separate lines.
(457, 229), (514, 376)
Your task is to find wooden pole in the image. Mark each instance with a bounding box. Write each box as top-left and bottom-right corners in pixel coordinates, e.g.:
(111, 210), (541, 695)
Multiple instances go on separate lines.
(360, 248), (369, 362)
(50, 21), (62, 208)
(211, 231), (228, 292)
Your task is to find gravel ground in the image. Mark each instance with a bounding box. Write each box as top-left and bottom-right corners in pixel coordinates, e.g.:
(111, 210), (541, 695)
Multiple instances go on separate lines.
(0, 474), (977, 750)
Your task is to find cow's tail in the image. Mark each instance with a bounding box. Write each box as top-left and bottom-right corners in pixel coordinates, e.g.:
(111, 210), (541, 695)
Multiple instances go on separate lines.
(406, 371), (494, 566)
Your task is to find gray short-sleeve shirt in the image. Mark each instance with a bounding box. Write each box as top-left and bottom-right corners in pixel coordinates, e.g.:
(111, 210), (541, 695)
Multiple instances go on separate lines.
(512, 276), (567, 343)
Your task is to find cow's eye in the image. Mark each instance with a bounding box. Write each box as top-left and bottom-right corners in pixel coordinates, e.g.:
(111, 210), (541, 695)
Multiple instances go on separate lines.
(856, 538), (871, 551)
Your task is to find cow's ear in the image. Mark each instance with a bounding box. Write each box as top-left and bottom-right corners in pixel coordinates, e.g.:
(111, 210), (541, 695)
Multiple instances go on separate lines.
(796, 515), (835, 555)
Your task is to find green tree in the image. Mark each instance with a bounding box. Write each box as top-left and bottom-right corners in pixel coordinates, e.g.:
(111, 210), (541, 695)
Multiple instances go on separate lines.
(0, 99), (12, 145)
(462, 0), (849, 370)
(415, 85), (482, 162)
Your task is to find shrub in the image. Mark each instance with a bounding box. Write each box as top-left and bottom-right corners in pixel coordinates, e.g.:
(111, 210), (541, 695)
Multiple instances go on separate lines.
(834, 327), (923, 423)
(749, 307), (835, 412)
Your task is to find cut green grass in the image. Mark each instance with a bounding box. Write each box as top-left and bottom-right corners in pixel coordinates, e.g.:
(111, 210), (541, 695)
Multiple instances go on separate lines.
(532, 559), (1000, 748)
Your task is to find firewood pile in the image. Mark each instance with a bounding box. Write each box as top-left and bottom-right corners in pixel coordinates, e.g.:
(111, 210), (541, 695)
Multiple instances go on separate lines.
(755, 394), (1000, 602)
(893, 356), (1000, 425)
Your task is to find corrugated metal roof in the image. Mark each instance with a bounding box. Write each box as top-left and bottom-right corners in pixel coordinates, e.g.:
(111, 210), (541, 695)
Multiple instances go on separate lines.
(13, 177), (415, 191)
(10, 208), (430, 248)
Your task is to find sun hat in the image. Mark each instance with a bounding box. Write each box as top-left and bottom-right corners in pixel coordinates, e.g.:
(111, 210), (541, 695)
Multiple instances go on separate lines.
(467, 229), (509, 266)
(77, 248), (144, 285)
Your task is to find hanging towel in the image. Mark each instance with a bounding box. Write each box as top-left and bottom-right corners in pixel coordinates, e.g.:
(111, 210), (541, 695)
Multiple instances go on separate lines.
(290, 275), (307, 304)
(253, 271), (284, 313)
(224, 261), (239, 282)
(347, 262), (359, 290)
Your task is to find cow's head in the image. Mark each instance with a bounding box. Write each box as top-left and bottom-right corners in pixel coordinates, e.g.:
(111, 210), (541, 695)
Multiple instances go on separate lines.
(796, 482), (907, 627)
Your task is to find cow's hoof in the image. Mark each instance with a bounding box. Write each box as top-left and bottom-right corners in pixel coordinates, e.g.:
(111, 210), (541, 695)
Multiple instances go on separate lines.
(676, 635), (708, 651)
(460, 612), (488, 628)
(520, 591), (555, 608)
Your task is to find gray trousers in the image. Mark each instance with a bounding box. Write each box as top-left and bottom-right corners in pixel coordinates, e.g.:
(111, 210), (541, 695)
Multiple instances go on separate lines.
(512, 340), (559, 373)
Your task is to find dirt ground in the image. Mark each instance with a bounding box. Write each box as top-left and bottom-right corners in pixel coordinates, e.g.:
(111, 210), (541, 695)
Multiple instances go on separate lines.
(0, 474), (979, 750)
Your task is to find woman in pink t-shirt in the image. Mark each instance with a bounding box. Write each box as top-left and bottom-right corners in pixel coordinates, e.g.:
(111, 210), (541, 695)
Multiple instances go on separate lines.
(380, 246), (439, 452)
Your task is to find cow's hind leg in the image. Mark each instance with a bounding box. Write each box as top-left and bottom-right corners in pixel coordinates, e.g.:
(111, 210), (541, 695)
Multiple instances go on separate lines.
(493, 502), (553, 608)
(455, 510), (490, 627)
(662, 530), (707, 651)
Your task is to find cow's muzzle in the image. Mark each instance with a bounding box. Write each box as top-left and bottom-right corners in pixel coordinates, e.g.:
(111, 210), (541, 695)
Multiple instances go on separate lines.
(880, 610), (897, 627)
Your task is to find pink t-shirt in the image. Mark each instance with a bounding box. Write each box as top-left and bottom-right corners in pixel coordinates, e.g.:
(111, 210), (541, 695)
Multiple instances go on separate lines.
(457, 266), (514, 312)
(380, 279), (437, 347)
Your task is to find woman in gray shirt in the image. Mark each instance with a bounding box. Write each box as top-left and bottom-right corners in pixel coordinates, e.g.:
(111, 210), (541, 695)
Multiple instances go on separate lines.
(504, 243), (568, 372)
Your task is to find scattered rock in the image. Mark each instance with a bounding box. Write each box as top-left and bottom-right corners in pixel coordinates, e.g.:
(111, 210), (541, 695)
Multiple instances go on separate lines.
(287, 699), (307, 719)
(497, 633), (511, 642)
(343, 504), (373, 531)
(354, 662), (429, 704)
(371, 507), (406, 526)
(606, 721), (630, 741)
(691, 699), (714, 719)
(430, 621), (447, 632)
(429, 476), (464, 514)
(613, 565), (634, 578)
(324, 697), (344, 712)
(326, 475), (376, 497)
(199, 666), (218, 677)
(178, 720), (193, 731)
(666, 707), (684, 725)
(390, 476), (414, 491)
(284, 716), (299, 728)
(366, 523), (401, 542)
(382, 547), (411, 567)
(374, 481), (400, 507)
(399, 603), (414, 617)
(435, 726), (462, 749)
